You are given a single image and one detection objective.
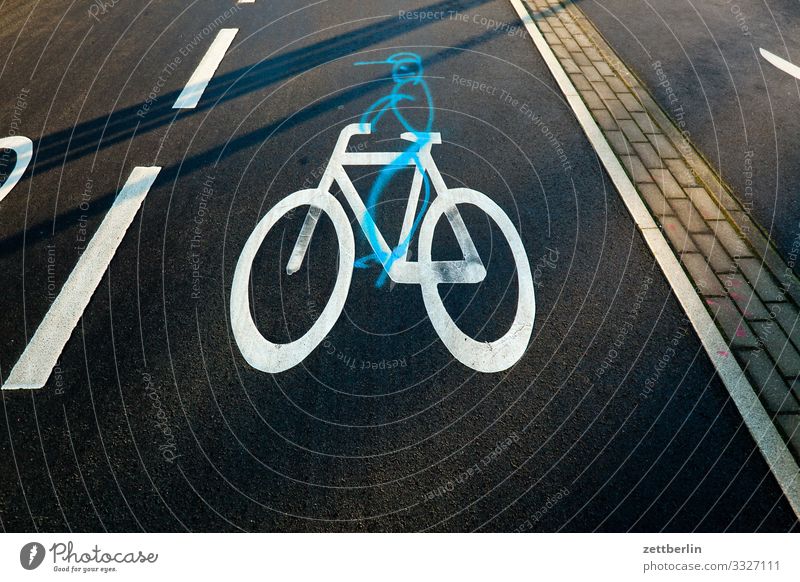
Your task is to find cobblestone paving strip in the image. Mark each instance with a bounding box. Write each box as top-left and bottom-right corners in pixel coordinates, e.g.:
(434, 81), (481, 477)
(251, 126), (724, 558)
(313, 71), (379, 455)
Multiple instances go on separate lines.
(521, 0), (800, 468)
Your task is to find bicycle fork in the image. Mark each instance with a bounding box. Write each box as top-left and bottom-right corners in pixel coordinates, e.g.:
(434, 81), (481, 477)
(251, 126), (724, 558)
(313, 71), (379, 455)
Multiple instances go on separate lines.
(286, 205), (322, 275)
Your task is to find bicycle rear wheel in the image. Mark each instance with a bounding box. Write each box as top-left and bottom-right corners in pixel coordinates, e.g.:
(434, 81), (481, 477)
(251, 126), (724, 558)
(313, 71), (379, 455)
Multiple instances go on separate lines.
(230, 189), (354, 373)
(417, 188), (534, 372)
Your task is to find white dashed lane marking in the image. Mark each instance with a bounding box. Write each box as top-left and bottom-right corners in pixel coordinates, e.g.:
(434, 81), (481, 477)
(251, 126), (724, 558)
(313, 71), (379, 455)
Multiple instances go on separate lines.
(2, 167), (162, 390)
(173, 28), (238, 109)
(760, 48), (800, 81)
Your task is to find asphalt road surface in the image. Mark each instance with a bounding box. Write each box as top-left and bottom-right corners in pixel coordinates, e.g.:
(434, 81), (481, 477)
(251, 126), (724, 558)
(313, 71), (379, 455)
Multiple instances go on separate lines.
(580, 0), (800, 275)
(0, 0), (797, 532)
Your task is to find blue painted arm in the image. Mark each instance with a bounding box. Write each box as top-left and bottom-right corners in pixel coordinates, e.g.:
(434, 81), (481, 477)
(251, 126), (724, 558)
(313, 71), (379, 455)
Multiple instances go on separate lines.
(359, 93), (416, 131)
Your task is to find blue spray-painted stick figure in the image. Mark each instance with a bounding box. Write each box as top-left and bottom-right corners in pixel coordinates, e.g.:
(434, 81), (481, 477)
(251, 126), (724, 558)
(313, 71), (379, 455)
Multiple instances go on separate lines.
(353, 52), (434, 288)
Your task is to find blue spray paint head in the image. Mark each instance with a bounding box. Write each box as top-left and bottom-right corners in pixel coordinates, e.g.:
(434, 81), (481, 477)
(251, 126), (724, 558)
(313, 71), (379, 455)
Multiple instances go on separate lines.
(354, 52), (424, 84)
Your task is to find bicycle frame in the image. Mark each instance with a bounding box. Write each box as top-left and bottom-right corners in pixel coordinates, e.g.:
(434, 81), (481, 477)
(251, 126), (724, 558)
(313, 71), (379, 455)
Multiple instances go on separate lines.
(286, 123), (487, 285)
(231, 123), (533, 374)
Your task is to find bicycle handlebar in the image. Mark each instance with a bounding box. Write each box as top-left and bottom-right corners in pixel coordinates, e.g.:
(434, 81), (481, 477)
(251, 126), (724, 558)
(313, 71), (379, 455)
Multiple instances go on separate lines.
(336, 123), (442, 152)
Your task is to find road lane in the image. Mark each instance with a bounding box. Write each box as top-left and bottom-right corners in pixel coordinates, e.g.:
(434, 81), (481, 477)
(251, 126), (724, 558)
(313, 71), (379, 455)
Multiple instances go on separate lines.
(0, 0), (797, 531)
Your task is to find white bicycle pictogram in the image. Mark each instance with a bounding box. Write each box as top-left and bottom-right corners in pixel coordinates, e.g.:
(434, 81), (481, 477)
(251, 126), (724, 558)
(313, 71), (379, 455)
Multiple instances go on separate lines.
(230, 124), (535, 373)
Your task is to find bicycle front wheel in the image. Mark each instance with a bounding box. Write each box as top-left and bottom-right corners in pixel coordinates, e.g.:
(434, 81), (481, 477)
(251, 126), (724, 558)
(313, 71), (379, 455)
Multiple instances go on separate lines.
(230, 189), (354, 373)
(417, 188), (535, 373)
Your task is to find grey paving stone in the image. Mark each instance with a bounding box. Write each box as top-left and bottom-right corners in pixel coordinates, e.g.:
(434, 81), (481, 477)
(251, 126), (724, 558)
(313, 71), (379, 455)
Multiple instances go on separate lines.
(533, 17), (552, 32)
(605, 98), (632, 120)
(569, 73), (592, 91)
(543, 32), (561, 45)
(580, 65), (602, 82)
(551, 44), (571, 59)
(702, 179), (740, 212)
(565, 22), (582, 35)
(737, 349), (800, 413)
(647, 133), (679, 158)
(569, 27), (588, 41)
(753, 236), (795, 283)
(620, 155), (652, 183)
(719, 274), (771, 320)
(638, 183), (673, 217)
(681, 252), (725, 295)
(733, 214), (769, 254)
(770, 302), (800, 351)
(606, 131), (633, 155)
(737, 257), (785, 302)
(606, 74), (629, 92)
(594, 60), (614, 77)
(568, 9), (587, 25)
(750, 259), (790, 302)
(685, 187), (723, 221)
(581, 90), (604, 110)
(593, 109), (617, 131)
(618, 119), (647, 142)
(631, 142), (664, 169)
(662, 216), (698, 254)
(778, 270), (800, 308)
(711, 221), (752, 259)
(571, 51), (591, 67)
(722, 212), (758, 243)
(632, 112), (658, 135)
(613, 64), (635, 85)
(618, 92), (644, 113)
(552, 25), (570, 40)
(664, 158), (697, 187)
(751, 321), (800, 377)
(650, 168), (685, 198)
(706, 296), (759, 347)
(562, 37), (581, 52)
(584, 46), (603, 62)
(561, 58), (580, 74)
(591, 80), (616, 100)
(692, 233), (736, 274)
(669, 199), (709, 234)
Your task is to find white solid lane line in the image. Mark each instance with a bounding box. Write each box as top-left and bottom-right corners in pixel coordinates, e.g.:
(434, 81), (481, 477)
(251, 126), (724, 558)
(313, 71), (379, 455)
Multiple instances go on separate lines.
(173, 28), (238, 109)
(507, 0), (800, 517)
(760, 48), (800, 81)
(1, 166), (162, 390)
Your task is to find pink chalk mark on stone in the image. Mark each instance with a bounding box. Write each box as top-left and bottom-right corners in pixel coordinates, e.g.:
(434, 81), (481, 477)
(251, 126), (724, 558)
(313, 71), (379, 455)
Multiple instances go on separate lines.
(717, 350), (730, 357)
(735, 325), (748, 338)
